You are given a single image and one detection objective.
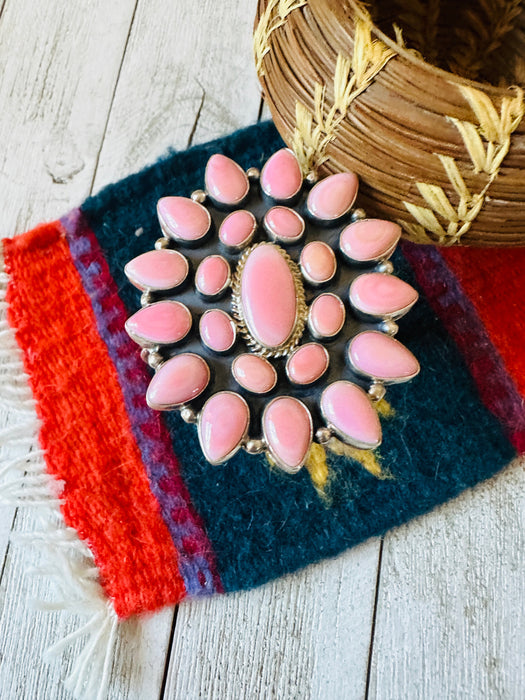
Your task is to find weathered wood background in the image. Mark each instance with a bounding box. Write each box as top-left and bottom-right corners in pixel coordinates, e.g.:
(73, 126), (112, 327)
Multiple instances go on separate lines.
(0, 1), (523, 698)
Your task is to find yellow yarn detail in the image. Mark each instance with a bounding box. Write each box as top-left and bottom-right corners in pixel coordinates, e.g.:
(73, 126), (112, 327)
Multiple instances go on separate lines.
(374, 398), (395, 418)
(327, 439), (390, 480)
(402, 85), (524, 245)
(292, 13), (396, 175)
(304, 442), (331, 502)
(253, 0), (307, 76)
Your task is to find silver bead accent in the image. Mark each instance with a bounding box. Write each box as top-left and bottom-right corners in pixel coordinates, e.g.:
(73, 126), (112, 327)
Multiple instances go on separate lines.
(380, 319), (399, 336)
(305, 171), (318, 185)
(376, 260), (394, 274)
(147, 351), (163, 370)
(245, 439), (265, 455)
(140, 291), (154, 306)
(191, 189), (207, 203)
(246, 167), (260, 180)
(316, 427), (332, 444)
(155, 237), (170, 250)
(368, 382), (386, 402)
(140, 348), (150, 363)
(180, 407), (198, 424)
(351, 208), (367, 222)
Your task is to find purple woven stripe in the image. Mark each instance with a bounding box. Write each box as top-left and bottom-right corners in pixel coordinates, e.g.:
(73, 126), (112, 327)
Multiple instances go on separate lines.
(60, 208), (222, 597)
(402, 241), (525, 439)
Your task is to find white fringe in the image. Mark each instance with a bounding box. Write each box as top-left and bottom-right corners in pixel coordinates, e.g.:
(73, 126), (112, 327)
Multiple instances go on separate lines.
(0, 244), (119, 700)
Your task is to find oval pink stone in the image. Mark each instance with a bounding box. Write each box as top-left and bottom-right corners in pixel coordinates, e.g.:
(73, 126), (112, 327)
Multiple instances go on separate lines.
(308, 294), (346, 338)
(157, 196), (211, 242)
(219, 210), (256, 249)
(199, 309), (236, 353)
(349, 273), (418, 318)
(124, 249), (188, 291)
(264, 206), (305, 243)
(125, 301), (192, 347)
(261, 148), (302, 200)
(240, 244), (297, 349)
(198, 392), (249, 464)
(300, 241), (336, 284)
(348, 331), (420, 383)
(321, 381), (381, 449)
(195, 255), (230, 297)
(307, 172), (359, 220)
(263, 397), (312, 473)
(231, 354), (277, 394)
(340, 219), (401, 262)
(205, 154), (249, 206)
(146, 353), (210, 409)
(286, 343), (329, 385)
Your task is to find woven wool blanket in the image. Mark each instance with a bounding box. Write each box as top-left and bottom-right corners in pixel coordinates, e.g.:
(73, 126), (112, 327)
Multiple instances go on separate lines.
(1, 121), (523, 694)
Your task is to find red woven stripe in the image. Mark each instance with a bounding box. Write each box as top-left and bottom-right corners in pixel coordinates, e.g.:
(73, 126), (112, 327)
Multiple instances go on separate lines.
(4, 223), (186, 618)
(442, 247), (525, 400)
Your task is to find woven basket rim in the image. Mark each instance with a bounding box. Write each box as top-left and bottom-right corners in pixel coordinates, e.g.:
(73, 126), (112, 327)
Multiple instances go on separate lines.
(346, 0), (522, 98)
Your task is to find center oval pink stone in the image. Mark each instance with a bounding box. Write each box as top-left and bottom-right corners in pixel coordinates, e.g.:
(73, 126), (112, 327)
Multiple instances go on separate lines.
(240, 244), (298, 349)
(198, 392), (249, 464)
(263, 397), (312, 473)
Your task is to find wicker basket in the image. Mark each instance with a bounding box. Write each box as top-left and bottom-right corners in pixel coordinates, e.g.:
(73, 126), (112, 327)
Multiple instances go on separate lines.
(254, 0), (525, 246)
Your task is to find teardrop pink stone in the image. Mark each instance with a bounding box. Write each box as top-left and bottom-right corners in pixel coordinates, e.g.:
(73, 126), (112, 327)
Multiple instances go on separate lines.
(157, 197), (211, 241)
(205, 154), (249, 205)
(124, 250), (188, 291)
(125, 301), (192, 346)
(264, 206), (305, 242)
(240, 244), (297, 349)
(195, 256), (230, 296)
(263, 397), (312, 473)
(287, 343), (329, 385)
(349, 273), (418, 317)
(321, 381), (381, 449)
(219, 210), (256, 248)
(231, 354), (277, 394)
(199, 310), (236, 352)
(146, 353), (210, 409)
(340, 219), (401, 262)
(307, 172), (359, 220)
(308, 294), (346, 338)
(300, 241), (337, 283)
(198, 392), (249, 464)
(261, 148), (302, 200)
(348, 331), (419, 383)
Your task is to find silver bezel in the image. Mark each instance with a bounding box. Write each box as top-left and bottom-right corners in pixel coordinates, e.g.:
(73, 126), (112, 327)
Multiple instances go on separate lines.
(199, 309), (237, 354)
(307, 293), (346, 340)
(262, 397), (313, 474)
(125, 300), (192, 348)
(339, 218), (400, 264)
(263, 206), (305, 245)
(157, 197), (212, 245)
(195, 255), (232, 299)
(231, 242), (307, 358)
(124, 249), (190, 293)
(197, 391), (250, 465)
(204, 156), (250, 208)
(260, 148), (303, 202)
(346, 332), (420, 385)
(299, 241), (337, 287)
(319, 381), (382, 450)
(231, 354), (277, 394)
(218, 210), (257, 252)
(348, 273), (419, 321)
(285, 343), (330, 385)
(146, 353), (211, 410)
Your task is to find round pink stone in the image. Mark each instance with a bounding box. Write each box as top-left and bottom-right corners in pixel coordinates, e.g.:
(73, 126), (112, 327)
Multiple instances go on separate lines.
(125, 301), (192, 347)
(286, 343), (329, 385)
(146, 353), (210, 409)
(198, 392), (249, 464)
(348, 331), (420, 383)
(195, 255), (230, 297)
(321, 381), (381, 449)
(300, 241), (337, 284)
(219, 210), (257, 249)
(205, 154), (249, 206)
(263, 397), (312, 473)
(307, 172), (359, 220)
(308, 294), (346, 338)
(260, 148), (302, 200)
(124, 249), (188, 291)
(264, 206), (305, 243)
(340, 219), (401, 262)
(349, 273), (418, 318)
(199, 309), (236, 353)
(231, 354), (277, 394)
(157, 196), (211, 242)
(240, 244), (297, 349)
